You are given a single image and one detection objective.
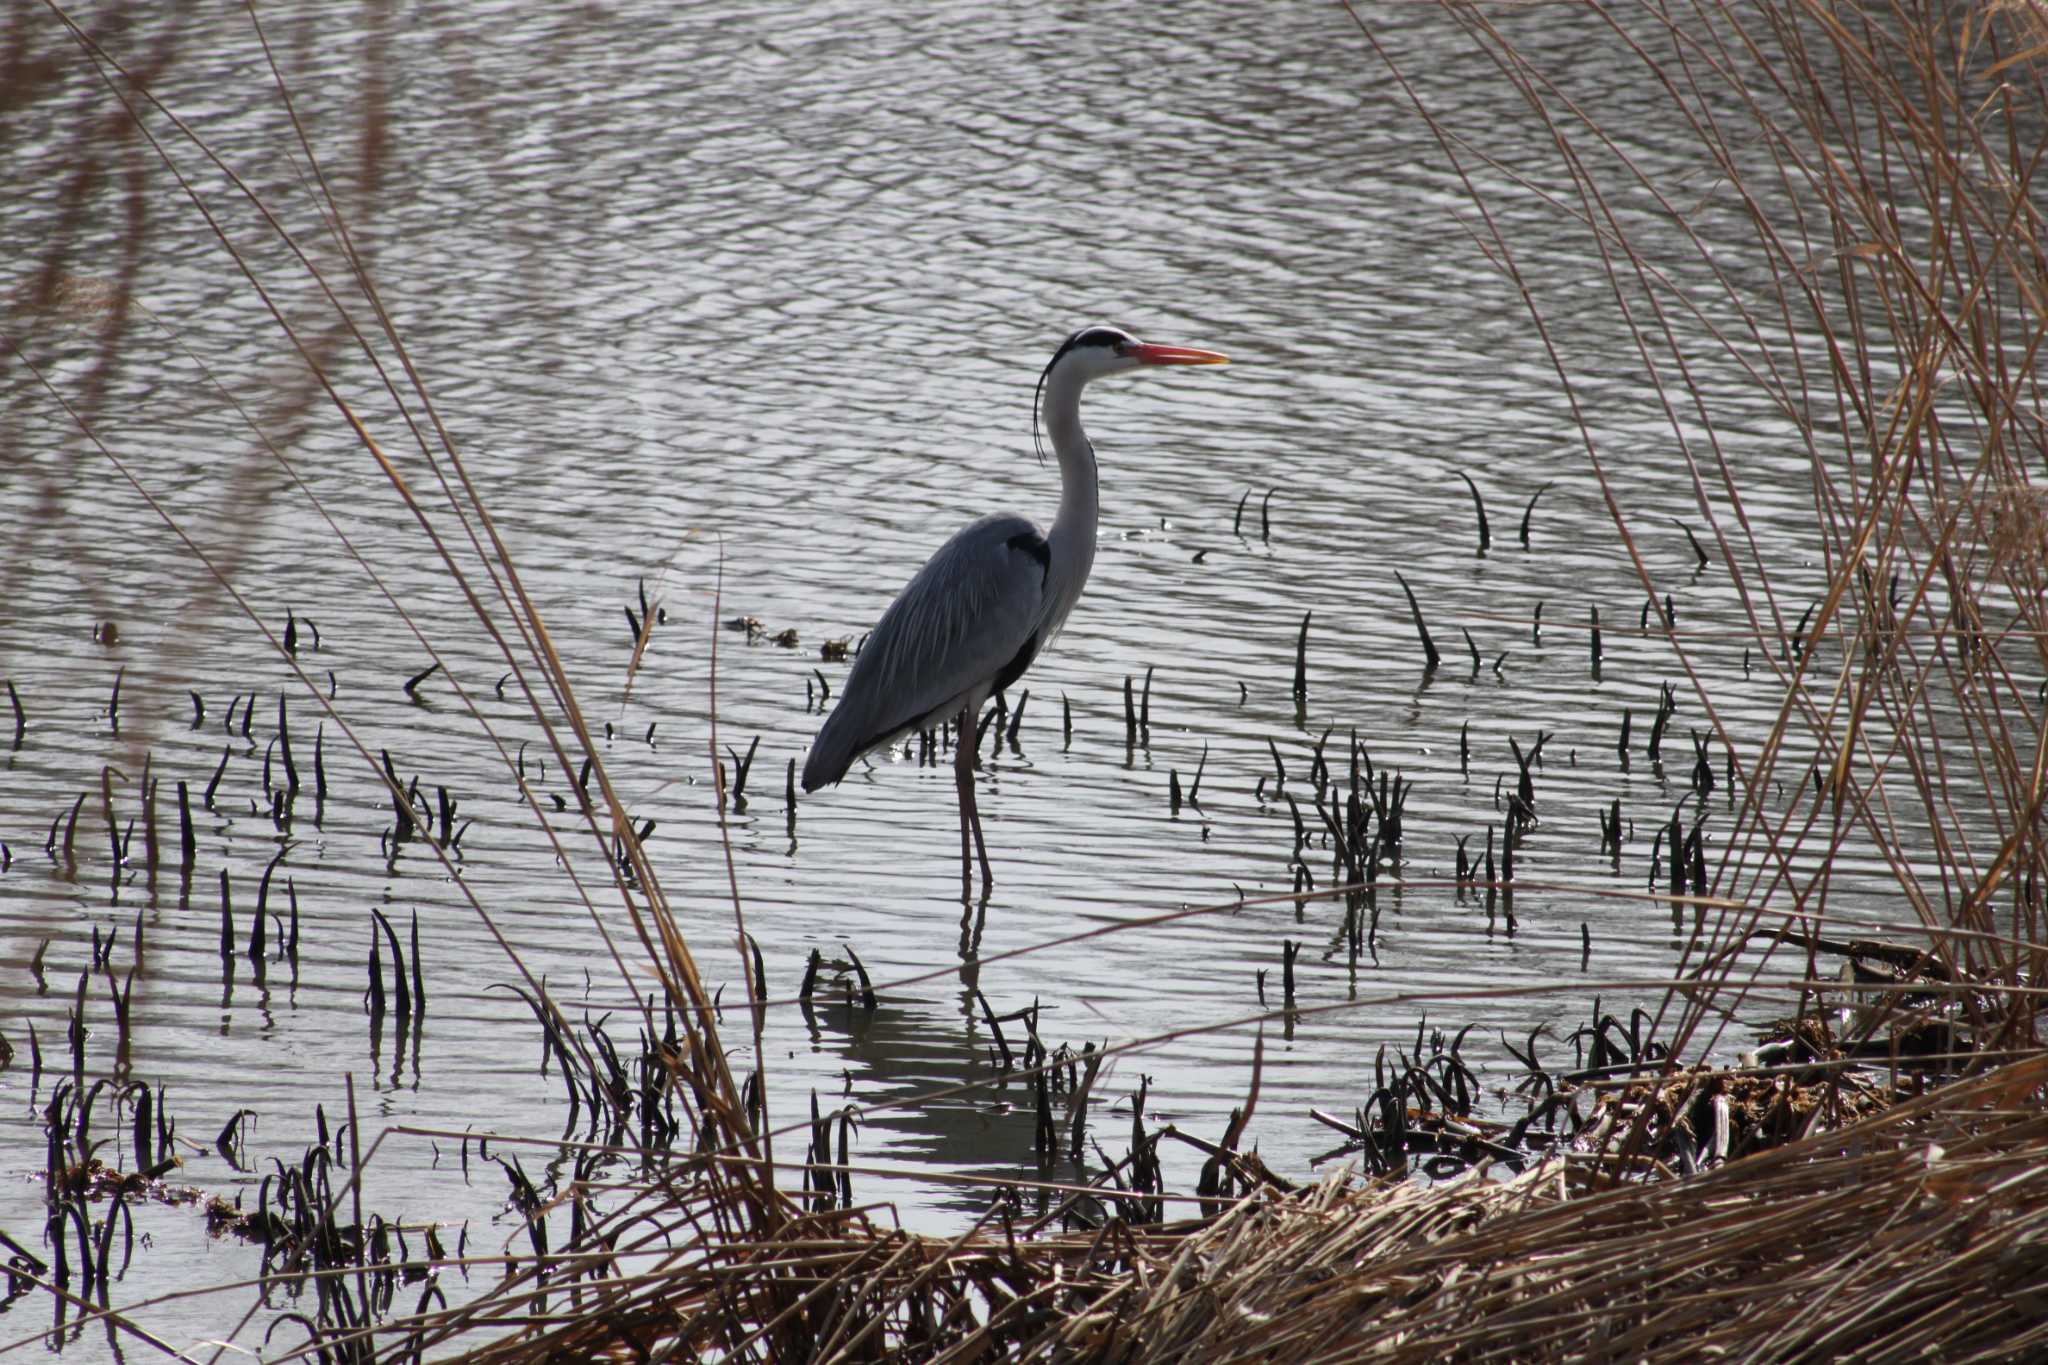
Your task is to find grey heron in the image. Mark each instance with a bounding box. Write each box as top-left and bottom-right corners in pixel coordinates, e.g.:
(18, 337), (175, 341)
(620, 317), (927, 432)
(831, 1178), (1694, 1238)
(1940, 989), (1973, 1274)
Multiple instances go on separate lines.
(801, 325), (1227, 892)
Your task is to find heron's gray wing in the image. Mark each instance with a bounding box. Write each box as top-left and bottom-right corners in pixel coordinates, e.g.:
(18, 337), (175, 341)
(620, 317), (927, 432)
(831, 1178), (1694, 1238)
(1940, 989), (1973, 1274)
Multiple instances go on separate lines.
(803, 513), (1050, 789)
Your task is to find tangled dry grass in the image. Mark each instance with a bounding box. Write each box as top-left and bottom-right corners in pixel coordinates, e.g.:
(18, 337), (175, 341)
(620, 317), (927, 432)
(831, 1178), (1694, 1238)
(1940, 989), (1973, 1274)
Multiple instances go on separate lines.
(1035, 1055), (2048, 1363)
(407, 1054), (2048, 1362)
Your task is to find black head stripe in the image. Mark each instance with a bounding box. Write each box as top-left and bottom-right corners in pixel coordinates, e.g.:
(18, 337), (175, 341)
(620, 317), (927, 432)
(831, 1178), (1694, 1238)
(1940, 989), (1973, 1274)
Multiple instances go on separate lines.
(1052, 326), (1131, 362)
(1035, 326), (1135, 463)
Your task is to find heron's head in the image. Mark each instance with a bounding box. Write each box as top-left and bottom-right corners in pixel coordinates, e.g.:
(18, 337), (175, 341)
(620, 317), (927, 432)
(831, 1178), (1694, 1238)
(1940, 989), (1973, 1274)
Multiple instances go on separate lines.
(1033, 325), (1227, 460)
(1048, 325), (1229, 380)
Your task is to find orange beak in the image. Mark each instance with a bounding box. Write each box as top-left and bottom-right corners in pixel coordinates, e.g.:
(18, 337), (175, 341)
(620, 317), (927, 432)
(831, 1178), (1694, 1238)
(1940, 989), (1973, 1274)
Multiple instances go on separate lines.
(1128, 342), (1229, 366)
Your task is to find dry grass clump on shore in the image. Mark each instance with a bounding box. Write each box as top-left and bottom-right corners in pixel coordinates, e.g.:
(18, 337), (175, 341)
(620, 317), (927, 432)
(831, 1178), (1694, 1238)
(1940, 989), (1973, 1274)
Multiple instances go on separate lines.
(418, 1054), (2048, 1362)
(1068, 1056), (2048, 1363)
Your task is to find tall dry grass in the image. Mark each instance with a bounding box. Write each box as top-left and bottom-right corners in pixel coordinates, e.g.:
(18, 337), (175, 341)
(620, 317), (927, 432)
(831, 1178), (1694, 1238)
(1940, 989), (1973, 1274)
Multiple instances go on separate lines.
(1375, 0), (2048, 1072)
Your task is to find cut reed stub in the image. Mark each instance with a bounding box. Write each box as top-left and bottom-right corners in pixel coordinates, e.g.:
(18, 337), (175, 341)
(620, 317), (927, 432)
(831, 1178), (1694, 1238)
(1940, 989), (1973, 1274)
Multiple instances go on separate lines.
(214, 1110), (254, 1173)
(287, 879), (300, 982)
(371, 908), (412, 1023)
(725, 736), (760, 813)
(1519, 481), (1552, 548)
(58, 791), (85, 874)
(975, 989), (1012, 1069)
(98, 766), (120, 889)
(746, 934), (767, 1033)
(367, 933), (385, 1020)
(783, 758), (798, 837)
(1675, 518), (1709, 569)
(403, 661), (440, 700)
(1789, 602), (1816, 660)
(846, 946), (877, 1012)
(1646, 681), (1677, 760)
(1293, 611), (1311, 701)
(1391, 573), (1439, 674)
(1456, 471), (1490, 554)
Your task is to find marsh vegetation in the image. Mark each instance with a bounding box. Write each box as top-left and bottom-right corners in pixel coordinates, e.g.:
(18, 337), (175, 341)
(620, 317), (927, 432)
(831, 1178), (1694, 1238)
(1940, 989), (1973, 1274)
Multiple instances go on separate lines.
(3, 1), (2046, 1358)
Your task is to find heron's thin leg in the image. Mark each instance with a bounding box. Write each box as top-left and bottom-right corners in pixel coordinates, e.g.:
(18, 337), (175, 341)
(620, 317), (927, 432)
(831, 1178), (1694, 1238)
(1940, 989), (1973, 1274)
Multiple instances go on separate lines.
(954, 713), (976, 891)
(967, 788), (992, 893)
(955, 704), (994, 892)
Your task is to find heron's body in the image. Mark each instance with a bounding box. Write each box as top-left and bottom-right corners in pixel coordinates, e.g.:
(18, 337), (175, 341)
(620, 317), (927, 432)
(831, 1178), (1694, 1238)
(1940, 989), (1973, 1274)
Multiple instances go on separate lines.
(799, 512), (1064, 788)
(802, 326), (1225, 890)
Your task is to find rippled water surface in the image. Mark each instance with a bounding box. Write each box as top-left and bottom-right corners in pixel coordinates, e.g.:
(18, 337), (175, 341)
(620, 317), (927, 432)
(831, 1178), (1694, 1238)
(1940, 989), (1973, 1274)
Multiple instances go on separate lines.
(1, 1), (1925, 1350)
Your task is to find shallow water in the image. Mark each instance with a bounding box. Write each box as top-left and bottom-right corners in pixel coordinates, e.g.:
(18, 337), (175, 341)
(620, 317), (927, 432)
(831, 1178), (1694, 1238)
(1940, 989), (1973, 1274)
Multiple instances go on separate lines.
(0, 0), (1955, 1351)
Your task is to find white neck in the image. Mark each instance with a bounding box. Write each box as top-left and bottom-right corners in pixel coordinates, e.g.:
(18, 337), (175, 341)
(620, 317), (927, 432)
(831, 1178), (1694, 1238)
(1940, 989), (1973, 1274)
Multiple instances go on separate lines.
(1040, 361), (1100, 639)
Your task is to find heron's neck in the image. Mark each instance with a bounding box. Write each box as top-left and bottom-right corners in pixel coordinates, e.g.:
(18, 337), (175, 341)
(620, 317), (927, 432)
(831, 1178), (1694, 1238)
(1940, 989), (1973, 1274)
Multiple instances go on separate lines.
(1042, 364), (1100, 632)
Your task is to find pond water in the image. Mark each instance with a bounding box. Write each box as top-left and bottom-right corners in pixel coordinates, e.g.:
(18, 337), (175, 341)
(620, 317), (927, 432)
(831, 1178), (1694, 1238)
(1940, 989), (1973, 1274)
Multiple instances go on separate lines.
(1, 0), (1931, 1352)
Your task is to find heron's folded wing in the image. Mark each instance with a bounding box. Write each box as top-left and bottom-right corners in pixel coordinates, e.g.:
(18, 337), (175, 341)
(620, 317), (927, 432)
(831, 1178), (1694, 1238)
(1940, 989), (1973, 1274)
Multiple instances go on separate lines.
(803, 513), (1049, 789)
